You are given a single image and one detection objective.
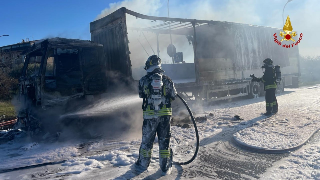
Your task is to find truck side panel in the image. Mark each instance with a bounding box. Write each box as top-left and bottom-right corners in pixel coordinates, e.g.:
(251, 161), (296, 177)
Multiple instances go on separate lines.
(79, 47), (107, 95)
(161, 63), (196, 81)
(90, 8), (132, 86)
(195, 23), (298, 84)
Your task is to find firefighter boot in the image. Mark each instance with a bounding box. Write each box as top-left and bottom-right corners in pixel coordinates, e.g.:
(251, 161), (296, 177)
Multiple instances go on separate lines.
(161, 148), (173, 176)
(135, 150), (151, 172)
(263, 112), (272, 116)
(272, 100), (278, 114)
(264, 102), (272, 116)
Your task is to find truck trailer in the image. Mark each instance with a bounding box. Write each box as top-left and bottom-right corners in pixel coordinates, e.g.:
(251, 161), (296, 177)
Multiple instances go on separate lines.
(90, 7), (300, 102)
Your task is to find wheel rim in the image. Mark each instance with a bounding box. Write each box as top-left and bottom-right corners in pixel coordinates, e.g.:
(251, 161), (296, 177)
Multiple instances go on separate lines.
(251, 82), (260, 98)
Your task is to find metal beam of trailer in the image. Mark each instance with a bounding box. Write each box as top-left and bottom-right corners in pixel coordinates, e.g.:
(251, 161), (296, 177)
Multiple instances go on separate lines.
(90, 7), (300, 102)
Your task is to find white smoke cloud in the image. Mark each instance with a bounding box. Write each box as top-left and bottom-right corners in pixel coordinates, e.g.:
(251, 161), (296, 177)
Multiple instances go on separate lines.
(168, 0), (261, 25)
(95, 0), (162, 21)
(95, 0), (320, 69)
(166, 0), (319, 57)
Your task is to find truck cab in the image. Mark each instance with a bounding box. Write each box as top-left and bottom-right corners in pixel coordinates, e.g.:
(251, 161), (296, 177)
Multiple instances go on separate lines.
(17, 38), (107, 131)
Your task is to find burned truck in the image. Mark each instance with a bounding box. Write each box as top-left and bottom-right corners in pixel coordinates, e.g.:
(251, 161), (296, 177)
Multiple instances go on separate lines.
(15, 38), (108, 132)
(12, 7), (301, 133)
(91, 7), (300, 102)
(161, 22), (300, 101)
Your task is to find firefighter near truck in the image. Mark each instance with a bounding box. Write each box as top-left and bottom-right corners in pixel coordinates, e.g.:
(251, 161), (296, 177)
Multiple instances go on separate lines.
(0, 9), (299, 175)
(2, 7), (300, 140)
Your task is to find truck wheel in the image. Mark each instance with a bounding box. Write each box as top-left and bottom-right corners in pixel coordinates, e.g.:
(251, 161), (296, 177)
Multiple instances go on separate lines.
(249, 82), (261, 98)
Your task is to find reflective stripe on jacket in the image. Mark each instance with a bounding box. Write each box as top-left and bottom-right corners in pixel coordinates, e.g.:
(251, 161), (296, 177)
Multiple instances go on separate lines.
(143, 105), (172, 117)
(265, 83), (277, 90)
(139, 73), (177, 119)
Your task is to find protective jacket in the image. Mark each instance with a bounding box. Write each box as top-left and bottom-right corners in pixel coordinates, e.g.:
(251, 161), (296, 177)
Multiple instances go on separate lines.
(139, 70), (177, 119)
(257, 66), (277, 90)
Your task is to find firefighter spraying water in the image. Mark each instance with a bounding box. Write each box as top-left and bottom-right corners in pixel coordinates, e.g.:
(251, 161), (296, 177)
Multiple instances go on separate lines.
(251, 58), (281, 116)
(135, 55), (199, 175)
(135, 55), (176, 175)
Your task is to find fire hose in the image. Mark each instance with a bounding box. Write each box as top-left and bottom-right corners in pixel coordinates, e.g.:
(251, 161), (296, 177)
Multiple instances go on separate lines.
(174, 94), (199, 165)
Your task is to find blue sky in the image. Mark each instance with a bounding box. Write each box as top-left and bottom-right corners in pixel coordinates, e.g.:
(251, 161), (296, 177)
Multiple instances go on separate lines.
(0, 0), (220, 46)
(0, 0), (115, 46)
(0, 0), (319, 56)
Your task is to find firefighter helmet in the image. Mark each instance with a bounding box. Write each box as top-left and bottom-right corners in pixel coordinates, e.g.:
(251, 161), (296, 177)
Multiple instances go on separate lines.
(144, 55), (162, 72)
(262, 58), (273, 68)
(263, 58), (273, 65)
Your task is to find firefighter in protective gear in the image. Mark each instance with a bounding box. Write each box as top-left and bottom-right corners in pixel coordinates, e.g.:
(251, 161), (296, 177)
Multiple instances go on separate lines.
(252, 58), (278, 116)
(136, 55), (177, 174)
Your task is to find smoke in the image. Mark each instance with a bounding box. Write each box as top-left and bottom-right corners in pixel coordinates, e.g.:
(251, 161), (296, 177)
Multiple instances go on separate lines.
(58, 93), (144, 141)
(169, 0), (261, 24)
(95, 0), (196, 80)
(171, 0), (320, 57)
(10, 83), (143, 141)
(95, 0), (162, 21)
(96, 0), (319, 60)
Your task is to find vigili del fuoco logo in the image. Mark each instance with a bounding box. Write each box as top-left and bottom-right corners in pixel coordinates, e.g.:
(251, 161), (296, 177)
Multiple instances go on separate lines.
(273, 16), (303, 48)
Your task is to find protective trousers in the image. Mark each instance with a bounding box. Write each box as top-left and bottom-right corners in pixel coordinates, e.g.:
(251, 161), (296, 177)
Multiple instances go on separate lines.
(136, 116), (172, 172)
(265, 88), (278, 113)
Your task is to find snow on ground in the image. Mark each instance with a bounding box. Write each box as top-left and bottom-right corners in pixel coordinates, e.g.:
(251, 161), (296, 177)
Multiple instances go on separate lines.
(60, 124), (223, 179)
(233, 85), (320, 150)
(58, 158), (104, 175)
(261, 133), (320, 179)
(1, 85), (320, 179)
(0, 140), (80, 171)
(0, 115), (225, 179)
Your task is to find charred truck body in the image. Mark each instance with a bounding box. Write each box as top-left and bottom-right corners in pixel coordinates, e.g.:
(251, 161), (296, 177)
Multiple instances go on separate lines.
(90, 7), (300, 102)
(16, 38), (107, 131)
